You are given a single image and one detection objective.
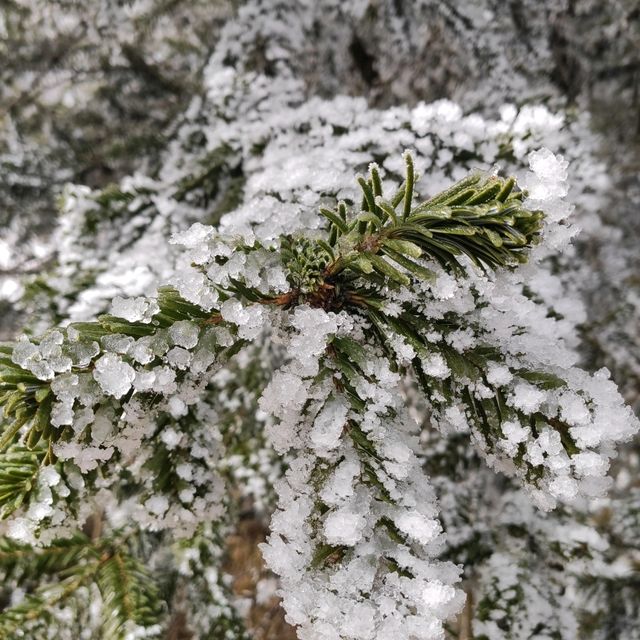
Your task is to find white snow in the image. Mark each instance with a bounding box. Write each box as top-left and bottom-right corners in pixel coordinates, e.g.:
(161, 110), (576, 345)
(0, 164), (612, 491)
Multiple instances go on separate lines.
(92, 353), (136, 398)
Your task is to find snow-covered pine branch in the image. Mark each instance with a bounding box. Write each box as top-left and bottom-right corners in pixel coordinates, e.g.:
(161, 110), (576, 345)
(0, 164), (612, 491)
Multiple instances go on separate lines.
(0, 152), (637, 638)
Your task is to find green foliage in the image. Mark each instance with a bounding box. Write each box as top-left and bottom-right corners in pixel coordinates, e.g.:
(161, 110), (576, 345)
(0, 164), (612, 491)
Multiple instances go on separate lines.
(0, 448), (46, 519)
(0, 535), (165, 640)
(0, 533), (95, 582)
(96, 550), (164, 638)
(0, 344), (55, 461)
(319, 155), (543, 284)
(0, 572), (92, 639)
(367, 305), (579, 485)
(474, 555), (569, 640)
(272, 156), (543, 314)
(0, 155), (549, 526)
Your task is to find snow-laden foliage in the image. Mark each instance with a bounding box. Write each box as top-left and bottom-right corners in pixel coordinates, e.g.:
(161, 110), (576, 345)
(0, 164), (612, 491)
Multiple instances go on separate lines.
(1, 0), (639, 638)
(2, 146), (637, 638)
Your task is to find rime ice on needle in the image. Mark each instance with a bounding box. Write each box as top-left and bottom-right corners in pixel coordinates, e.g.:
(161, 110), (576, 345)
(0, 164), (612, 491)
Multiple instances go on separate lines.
(11, 332), (72, 381)
(93, 353), (136, 399)
(111, 296), (159, 323)
(168, 320), (200, 349)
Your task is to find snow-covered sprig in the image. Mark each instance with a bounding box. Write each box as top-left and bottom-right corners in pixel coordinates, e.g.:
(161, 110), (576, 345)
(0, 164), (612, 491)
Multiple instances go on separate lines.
(365, 303), (636, 509)
(0, 152), (637, 639)
(268, 155), (544, 312)
(0, 155), (541, 516)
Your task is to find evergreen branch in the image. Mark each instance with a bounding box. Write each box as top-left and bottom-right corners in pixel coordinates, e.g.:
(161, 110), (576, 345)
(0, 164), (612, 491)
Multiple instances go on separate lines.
(0, 149), (634, 637)
(0, 156), (540, 469)
(262, 322), (464, 635)
(0, 346), (54, 457)
(319, 155), (543, 283)
(473, 550), (571, 640)
(0, 532), (96, 582)
(0, 154), (620, 516)
(0, 561), (99, 638)
(0, 286), (222, 468)
(365, 304), (593, 499)
(0, 448), (47, 519)
(96, 550), (164, 639)
(281, 154), (543, 311)
(0, 536), (164, 639)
